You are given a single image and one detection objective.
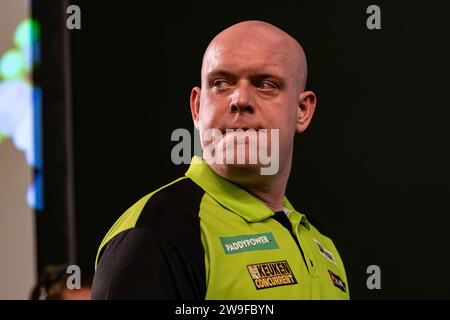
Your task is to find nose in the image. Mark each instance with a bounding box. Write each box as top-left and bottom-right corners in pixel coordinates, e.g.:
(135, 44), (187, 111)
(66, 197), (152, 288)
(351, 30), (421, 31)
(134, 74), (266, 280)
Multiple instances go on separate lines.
(229, 82), (255, 114)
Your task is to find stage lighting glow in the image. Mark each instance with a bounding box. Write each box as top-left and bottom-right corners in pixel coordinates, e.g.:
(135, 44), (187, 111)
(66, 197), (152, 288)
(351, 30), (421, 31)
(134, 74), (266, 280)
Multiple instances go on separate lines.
(14, 19), (41, 49)
(0, 49), (25, 80)
(0, 18), (42, 211)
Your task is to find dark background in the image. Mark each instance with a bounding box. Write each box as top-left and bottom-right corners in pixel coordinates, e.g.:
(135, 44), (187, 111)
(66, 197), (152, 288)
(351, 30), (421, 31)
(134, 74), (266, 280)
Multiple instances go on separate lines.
(69, 1), (450, 299)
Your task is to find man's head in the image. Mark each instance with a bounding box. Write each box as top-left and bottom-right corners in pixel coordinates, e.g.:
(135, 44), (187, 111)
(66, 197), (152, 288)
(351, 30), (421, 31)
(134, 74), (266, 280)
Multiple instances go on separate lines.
(190, 21), (316, 185)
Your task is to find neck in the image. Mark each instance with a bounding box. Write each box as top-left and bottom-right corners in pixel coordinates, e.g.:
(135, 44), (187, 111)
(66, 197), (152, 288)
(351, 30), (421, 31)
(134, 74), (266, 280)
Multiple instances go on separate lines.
(209, 158), (292, 212)
(242, 177), (288, 212)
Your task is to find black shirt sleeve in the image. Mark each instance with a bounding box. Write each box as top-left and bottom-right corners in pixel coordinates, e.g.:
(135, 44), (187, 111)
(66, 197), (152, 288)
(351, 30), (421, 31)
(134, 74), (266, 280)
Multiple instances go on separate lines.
(92, 227), (206, 299)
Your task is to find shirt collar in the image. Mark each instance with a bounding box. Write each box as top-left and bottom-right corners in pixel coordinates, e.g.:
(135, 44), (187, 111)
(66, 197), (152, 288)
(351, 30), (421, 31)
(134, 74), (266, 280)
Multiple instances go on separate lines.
(185, 156), (309, 227)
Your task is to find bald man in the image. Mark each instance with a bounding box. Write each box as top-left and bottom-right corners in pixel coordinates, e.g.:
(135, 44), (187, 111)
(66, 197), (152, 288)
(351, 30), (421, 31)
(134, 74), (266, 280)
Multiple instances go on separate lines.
(92, 21), (350, 300)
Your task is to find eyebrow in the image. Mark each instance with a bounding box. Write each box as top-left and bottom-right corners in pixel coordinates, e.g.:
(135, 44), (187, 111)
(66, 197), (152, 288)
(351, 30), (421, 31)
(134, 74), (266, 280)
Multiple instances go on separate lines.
(206, 70), (236, 81)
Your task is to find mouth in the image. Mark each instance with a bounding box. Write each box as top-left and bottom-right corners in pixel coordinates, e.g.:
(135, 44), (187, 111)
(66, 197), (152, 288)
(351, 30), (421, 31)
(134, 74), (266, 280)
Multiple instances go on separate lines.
(219, 127), (263, 135)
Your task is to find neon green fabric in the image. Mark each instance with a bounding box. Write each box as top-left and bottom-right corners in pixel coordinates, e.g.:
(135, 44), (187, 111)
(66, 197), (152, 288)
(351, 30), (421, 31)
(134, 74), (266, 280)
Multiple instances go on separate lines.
(186, 157), (350, 299)
(95, 157), (350, 299)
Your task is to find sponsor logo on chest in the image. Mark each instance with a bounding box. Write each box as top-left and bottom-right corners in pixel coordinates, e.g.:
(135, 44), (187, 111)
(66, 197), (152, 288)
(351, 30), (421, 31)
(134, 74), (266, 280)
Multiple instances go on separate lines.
(328, 270), (347, 292)
(247, 260), (298, 290)
(219, 233), (279, 254)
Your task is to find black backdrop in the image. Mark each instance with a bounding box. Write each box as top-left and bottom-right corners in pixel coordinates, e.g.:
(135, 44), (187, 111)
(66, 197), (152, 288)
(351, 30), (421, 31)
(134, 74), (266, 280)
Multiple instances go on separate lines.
(70, 0), (450, 299)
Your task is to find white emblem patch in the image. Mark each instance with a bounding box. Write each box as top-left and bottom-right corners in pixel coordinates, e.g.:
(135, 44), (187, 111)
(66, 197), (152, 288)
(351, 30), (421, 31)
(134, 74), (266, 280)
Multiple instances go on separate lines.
(314, 239), (337, 265)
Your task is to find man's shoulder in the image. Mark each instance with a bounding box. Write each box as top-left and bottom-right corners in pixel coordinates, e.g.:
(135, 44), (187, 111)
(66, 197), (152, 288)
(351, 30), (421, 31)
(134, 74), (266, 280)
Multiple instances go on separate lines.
(304, 213), (329, 237)
(95, 176), (205, 267)
(133, 176), (205, 228)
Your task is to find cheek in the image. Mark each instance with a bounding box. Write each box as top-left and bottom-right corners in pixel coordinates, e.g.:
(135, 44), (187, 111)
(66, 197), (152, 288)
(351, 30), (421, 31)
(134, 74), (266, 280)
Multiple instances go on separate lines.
(268, 105), (297, 143)
(199, 94), (227, 127)
(266, 102), (297, 128)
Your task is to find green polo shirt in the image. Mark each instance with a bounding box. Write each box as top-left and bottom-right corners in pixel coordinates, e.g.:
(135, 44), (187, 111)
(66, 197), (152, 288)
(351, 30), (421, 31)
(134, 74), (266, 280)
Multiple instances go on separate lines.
(92, 156), (350, 300)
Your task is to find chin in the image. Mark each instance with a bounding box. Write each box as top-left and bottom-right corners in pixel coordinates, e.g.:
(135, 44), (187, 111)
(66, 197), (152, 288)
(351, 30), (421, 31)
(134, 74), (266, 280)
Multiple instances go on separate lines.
(224, 160), (262, 172)
(211, 162), (266, 186)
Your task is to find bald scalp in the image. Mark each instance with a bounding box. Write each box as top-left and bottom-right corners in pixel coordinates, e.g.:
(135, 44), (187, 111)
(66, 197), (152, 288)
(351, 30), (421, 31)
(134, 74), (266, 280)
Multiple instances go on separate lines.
(201, 20), (308, 91)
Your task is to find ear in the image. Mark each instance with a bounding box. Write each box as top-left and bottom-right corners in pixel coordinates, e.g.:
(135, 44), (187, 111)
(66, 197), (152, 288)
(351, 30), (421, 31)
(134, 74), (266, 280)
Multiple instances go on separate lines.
(296, 90), (317, 133)
(190, 86), (201, 129)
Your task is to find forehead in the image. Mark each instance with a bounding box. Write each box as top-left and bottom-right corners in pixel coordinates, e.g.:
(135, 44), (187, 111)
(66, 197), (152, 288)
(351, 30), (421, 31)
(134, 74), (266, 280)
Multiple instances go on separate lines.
(202, 44), (298, 80)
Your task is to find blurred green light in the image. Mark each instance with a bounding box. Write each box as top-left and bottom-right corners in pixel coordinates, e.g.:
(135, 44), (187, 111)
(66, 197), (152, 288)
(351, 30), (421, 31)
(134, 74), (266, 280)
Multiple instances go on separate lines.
(0, 131), (5, 144)
(0, 49), (25, 79)
(14, 19), (41, 49)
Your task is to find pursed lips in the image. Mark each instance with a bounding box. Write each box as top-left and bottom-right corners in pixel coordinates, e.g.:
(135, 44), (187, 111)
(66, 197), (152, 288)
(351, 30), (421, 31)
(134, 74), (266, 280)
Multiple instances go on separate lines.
(219, 127), (263, 134)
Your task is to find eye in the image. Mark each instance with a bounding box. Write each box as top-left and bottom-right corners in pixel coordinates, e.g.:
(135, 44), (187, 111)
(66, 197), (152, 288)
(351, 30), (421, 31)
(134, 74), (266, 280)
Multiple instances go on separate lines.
(213, 79), (232, 88)
(256, 81), (277, 90)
